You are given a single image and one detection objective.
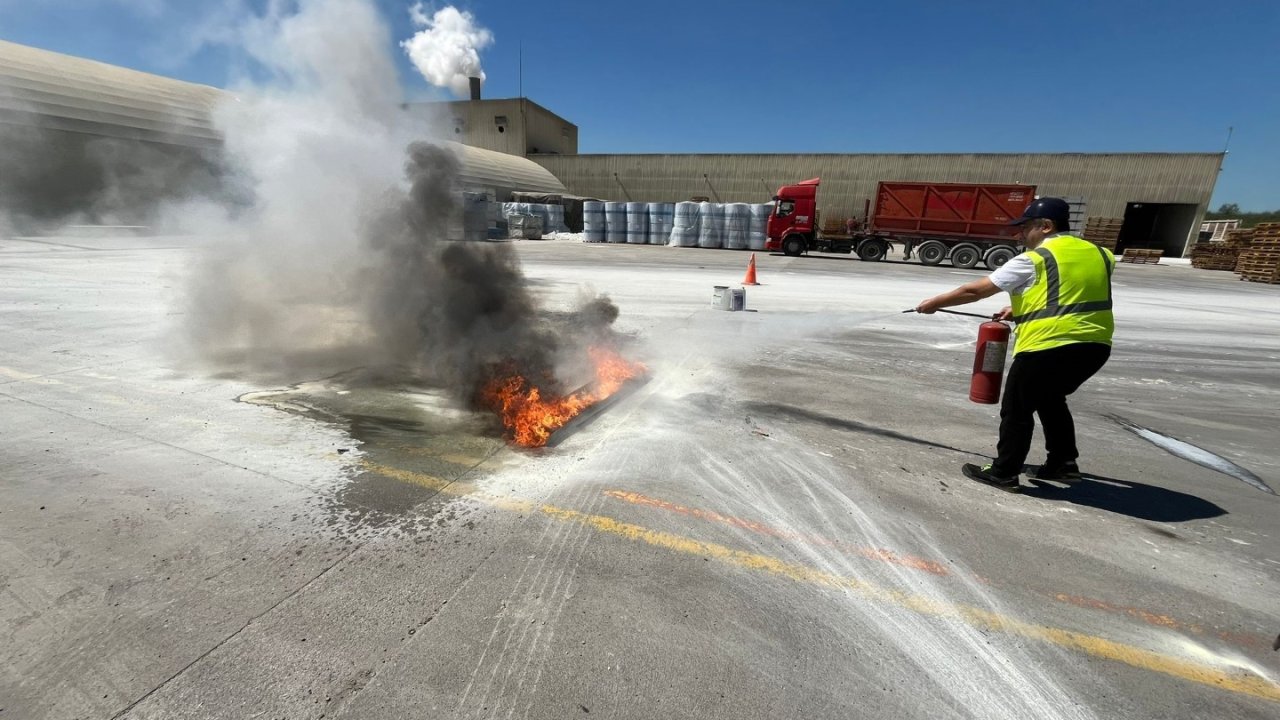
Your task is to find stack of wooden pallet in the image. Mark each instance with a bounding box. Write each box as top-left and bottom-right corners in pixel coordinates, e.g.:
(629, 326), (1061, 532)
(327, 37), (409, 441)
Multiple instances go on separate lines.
(1236, 223), (1280, 284)
(1083, 217), (1123, 250)
(1224, 228), (1255, 248)
(1190, 243), (1240, 271)
(1121, 248), (1163, 264)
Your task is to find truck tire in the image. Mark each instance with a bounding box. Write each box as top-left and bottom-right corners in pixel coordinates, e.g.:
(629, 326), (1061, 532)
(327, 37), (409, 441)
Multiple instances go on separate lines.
(950, 244), (982, 269)
(857, 239), (889, 262)
(916, 240), (947, 266)
(984, 246), (1017, 270)
(783, 236), (805, 257)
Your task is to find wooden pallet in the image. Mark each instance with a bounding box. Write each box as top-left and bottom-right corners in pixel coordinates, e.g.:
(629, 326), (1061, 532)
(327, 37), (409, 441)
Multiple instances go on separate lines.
(1239, 269), (1280, 284)
(1224, 229), (1255, 248)
(1120, 248), (1163, 264)
(1190, 244), (1240, 271)
(1083, 217), (1122, 250)
(1235, 248), (1280, 283)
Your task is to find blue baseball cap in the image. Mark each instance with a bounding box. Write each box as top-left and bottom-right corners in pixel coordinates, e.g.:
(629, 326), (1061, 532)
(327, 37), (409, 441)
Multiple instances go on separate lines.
(1009, 197), (1071, 230)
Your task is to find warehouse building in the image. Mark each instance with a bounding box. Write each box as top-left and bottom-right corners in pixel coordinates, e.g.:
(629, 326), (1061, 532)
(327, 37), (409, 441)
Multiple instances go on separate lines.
(530, 152), (1225, 258)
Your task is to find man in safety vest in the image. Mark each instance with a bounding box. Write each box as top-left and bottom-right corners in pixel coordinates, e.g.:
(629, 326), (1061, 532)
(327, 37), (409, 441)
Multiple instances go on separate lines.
(915, 197), (1114, 492)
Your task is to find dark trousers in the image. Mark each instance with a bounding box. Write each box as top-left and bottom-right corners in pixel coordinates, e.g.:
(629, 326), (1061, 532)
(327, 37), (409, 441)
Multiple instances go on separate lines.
(991, 342), (1111, 476)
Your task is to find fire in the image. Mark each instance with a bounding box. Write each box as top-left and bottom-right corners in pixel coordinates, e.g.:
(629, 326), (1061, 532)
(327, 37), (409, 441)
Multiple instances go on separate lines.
(480, 346), (646, 448)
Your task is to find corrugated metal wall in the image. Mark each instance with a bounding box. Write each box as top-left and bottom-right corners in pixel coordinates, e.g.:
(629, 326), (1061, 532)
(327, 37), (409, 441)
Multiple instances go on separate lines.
(531, 152), (1224, 253)
(521, 102), (577, 156)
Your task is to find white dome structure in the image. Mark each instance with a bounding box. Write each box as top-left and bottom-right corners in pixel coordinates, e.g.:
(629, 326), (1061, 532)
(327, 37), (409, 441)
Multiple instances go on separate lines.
(0, 40), (564, 227)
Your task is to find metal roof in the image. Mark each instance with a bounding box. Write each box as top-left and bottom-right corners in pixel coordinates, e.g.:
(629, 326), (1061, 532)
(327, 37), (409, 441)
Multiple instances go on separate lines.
(0, 40), (564, 194)
(0, 39), (223, 147)
(451, 142), (565, 195)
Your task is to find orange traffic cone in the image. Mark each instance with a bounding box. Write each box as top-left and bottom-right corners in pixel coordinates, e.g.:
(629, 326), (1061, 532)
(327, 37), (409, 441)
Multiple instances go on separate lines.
(742, 252), (760, 285)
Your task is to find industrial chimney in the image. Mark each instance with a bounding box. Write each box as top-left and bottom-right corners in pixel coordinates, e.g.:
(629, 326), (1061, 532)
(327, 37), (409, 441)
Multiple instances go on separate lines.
(469, 76), (481, 101)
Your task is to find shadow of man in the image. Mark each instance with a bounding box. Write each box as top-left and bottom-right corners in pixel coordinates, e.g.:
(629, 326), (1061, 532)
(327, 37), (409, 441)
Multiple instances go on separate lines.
(1020, 472), (1226, 522)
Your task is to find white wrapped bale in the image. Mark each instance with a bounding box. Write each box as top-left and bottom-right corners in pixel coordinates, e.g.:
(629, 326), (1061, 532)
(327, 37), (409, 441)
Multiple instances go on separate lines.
(647, 202), (674, 245)
(697, 202), (724, 249)
(625, 202), (648, 244)
(724, 203), (751, 250)
(583, 201), (606, 243)
(546, 204), (567, 233)
(462, 193), (488, 243)
(748, 202), (771, 250)
(670, 202), (700, 247)
(604, 202), (627, 243)
(508, 214), (543, 240)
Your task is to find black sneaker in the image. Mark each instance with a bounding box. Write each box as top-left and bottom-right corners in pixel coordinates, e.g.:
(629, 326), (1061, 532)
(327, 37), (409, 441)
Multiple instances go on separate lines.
(1032, 461), (1082, 483)
(962, 463), (1020, 493)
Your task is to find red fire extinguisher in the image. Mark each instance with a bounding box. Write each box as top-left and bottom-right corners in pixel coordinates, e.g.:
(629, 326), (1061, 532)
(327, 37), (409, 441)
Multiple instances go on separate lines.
(970, 321), (1011, 404)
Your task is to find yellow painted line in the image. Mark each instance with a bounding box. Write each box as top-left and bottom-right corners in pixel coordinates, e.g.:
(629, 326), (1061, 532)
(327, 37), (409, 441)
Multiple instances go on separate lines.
(604, 489), (952, 576)
(389, 446), (494, 468)
(361, 461), (462, 493)
(0, 366), (39, 381)
(364, 463), (1280, 704)
(437, 452), (493, 468)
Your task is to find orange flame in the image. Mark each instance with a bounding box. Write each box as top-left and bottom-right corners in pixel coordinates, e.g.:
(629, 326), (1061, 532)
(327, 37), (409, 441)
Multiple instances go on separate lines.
(480, 346), (646, 447)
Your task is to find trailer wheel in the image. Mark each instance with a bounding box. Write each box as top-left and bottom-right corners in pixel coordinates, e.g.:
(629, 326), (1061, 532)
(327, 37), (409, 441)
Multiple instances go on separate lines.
(857, 239), (889, 262)
(950, 244), (982, 269)
(916, 240), (947, 266)
(984, 246), (1017, 270)
(783, 236), (805, 257)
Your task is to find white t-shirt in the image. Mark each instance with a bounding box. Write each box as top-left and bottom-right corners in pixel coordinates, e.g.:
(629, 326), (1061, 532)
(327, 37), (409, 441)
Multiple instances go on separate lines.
(988, 254), (1036, 295)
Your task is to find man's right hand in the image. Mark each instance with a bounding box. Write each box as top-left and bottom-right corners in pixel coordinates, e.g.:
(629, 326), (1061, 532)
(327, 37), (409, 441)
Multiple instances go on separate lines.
(993, 306), (1013, 322)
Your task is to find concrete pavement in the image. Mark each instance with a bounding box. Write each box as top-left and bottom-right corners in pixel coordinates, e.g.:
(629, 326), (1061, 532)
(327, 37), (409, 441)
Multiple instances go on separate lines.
(2, 235), (1278, 718)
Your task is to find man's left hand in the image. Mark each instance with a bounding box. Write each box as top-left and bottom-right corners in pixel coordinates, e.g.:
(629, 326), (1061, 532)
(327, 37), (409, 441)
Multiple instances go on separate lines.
(915, 298), (940, 314)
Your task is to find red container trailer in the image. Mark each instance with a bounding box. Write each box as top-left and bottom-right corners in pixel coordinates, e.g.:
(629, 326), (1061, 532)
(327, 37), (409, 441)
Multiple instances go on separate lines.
(765, 179), (1037, 269)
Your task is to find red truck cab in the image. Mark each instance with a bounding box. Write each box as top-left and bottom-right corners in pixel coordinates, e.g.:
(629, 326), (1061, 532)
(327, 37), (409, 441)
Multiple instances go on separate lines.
(765, 178), (820, 255)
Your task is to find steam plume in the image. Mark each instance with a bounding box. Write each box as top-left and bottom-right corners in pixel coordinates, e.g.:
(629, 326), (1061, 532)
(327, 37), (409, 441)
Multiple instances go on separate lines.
(401, 4), (493, 96)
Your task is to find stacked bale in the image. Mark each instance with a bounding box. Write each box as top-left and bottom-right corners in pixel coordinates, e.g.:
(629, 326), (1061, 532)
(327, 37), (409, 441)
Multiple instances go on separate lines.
(697, 202), (725, 249)
(724, 203), (751, 250)
(1084, 217), (1122, 250)
(583, 201), (606, 242)
(544, 204), (567, 233)
(625, 202), (648, 244)
(604, 202), (627, 243)
(461, 193), (488, 243)
(508, 213), (543, 240)
(1236, 223), (1280, 284)
(647, 202), (674, 245)
(670, 202), (700, 247)
(748, 203), (771, 250)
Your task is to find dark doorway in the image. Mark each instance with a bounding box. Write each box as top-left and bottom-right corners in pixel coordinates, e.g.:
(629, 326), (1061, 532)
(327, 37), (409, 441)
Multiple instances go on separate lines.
(1116, 202), (1199, 258)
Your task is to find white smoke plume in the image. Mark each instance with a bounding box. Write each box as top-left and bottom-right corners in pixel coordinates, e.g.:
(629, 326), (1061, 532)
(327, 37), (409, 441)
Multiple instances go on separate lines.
(401, 4), (493, 96)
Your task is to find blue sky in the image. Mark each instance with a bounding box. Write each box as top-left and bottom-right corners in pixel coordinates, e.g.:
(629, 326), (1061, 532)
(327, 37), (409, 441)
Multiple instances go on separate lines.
(3, 0), (1277, 209)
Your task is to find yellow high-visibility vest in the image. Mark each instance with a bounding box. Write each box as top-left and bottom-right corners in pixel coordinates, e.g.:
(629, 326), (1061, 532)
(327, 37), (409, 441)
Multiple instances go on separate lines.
(1010, 234), (1115, 354)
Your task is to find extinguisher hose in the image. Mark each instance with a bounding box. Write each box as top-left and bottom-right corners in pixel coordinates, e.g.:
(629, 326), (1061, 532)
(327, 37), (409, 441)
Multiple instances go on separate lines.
(902, 308), (995, 320)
